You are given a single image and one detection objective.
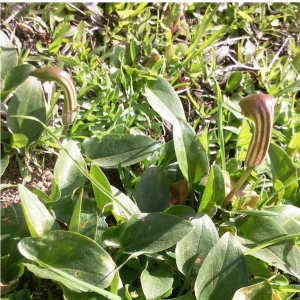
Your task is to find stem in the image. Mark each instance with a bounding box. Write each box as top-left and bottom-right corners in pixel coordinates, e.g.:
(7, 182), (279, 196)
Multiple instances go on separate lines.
(215, 80), (226, 170)
(223, 167), (254, 207)
(222, 93), (276, 208)
(31, 66), (77, 137)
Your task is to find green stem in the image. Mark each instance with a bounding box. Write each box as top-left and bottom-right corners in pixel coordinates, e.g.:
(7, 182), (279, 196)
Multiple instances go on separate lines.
(215, 80), (226, 170)
(223, 167), (254, 207)
(176, 277), (190, 297)
(243, 233), (300, 256)
(31, 66), (77, 137)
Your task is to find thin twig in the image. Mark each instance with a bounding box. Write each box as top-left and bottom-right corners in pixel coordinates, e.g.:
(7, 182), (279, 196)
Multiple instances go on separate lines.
(203, 36), (248, 53)
(268, 36), (290, 70)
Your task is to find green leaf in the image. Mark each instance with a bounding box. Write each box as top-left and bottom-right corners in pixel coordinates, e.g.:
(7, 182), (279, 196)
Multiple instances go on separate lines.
(22, 262), (84, 293)
(276, 79), (300, 97)
(77, 209), (98, 241)
(0, 30), (18, 80)
(141, 263), (173, 299)
(1, 204), (30, 264)
(232, 281), (272, 300)
(211, 165), (225, 205)
(133, 166), (170, 213)
(168, 297), (196, 300)
(1, 278), (19, 300)
(235, 214), (300, 279)
(90, 163), (113, 212)
(5, 262), (24, 281)
(199, 165), (225, 216)
(287, 131), (300, 159)
(57, 55), (80, 66)
(112, 186), (141, 221)
(173, 118), (209, 183)
(71, 198), (106, 243)
(69, 189), (83, 233)
(82, 135), (160, 168)
(53, 140), (87, 199)
(144, 76), (186, 126)
(273, 179), (285, 203)
(268, 143), (298, 202)
(12, 114), (134, 220)
(1, 151), (9, 176)
(291, 52), (300, 69)
(26, 186), (52, 203)
(182, 26), (226, 67)
(3, 64), (35, 93)
(245, 256), (272, 278)
(18, 185), (59, 237)
(102, 226), (123, 249)
(194, 233), (248, 300)
(225, 71), (243, 93)
(18, 231), (116, 290)
(10, 133), (28, 149)
(164, 205), (196, 220)
(265, 205), (300, 234)
(60, 285), (109, 300)
(237, 120), (252, 162)
(186, 4), (220, 55)
(7, 77), (46, 145)
(158, 140), (176, 168)
(273, 284), (300, 293)
(175, 213), (219, 279)
(120, 213), (193, 254)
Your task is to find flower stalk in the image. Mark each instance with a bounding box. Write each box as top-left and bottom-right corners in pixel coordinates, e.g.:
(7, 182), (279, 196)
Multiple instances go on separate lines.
(31, 66), (77, 136)
(223, 93), (276, 207)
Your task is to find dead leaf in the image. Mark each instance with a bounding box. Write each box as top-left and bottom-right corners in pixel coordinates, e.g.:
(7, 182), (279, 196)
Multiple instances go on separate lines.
(170, 180), (191, 206)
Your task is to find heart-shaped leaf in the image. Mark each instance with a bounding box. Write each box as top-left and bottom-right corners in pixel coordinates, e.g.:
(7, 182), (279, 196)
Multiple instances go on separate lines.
(10, 133), (28, 149)
(133, 166), (170, 212)
(7, 77), (46, 145)
(120, 213), (193, 254)
(141, 263), (173, 299)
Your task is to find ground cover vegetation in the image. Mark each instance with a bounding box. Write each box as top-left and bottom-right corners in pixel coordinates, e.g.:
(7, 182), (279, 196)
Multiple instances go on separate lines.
(1, 2), (300, 300)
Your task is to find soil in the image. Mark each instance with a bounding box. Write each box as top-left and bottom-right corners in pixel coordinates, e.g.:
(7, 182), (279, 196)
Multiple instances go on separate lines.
(1, 154), (55, 209)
